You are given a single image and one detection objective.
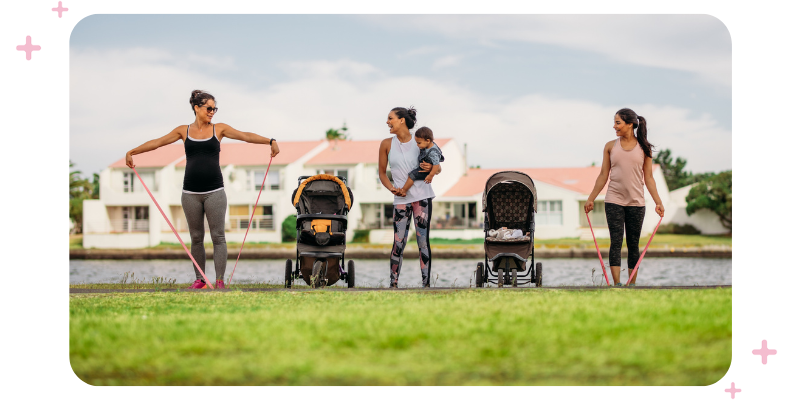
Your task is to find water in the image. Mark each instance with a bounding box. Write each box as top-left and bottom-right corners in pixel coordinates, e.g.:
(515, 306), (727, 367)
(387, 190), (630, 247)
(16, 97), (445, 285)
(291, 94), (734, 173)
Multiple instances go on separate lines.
(70, 258), (731, 287)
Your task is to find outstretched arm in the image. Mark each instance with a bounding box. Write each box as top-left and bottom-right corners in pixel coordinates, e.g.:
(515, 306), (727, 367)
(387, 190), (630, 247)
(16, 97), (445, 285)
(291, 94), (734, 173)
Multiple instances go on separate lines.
(217, 123), (279, 157)
(126, 126), (184, 168)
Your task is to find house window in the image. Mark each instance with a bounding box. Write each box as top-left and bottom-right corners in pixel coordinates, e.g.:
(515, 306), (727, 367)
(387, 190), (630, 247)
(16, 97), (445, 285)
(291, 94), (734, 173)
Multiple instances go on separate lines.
(250, 170), (280, 190)
(123, 172), (134, 193)
(121, 206), (149, 232)
(539, 201), (563, 226)
(229, 204), (274, 230)
(579, 201), (606, 227)
(318, 169), (348, 183)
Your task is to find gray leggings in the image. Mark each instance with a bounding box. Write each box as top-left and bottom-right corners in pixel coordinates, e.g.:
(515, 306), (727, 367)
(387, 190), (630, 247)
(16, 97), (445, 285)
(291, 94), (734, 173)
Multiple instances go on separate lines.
(181, 190), (227, 282)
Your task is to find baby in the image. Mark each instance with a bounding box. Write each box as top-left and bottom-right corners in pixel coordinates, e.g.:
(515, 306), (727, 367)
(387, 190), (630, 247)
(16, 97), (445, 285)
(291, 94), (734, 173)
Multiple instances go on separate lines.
(396, 126), (444, 197)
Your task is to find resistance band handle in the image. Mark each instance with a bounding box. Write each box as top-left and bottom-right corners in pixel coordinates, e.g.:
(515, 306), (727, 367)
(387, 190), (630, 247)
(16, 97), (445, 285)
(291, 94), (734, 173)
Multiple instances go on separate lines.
(132, 166), (214, 289)
(626, 216), (663, 286)
(227, 156), (274, 287)
(586, 212), (611, 286)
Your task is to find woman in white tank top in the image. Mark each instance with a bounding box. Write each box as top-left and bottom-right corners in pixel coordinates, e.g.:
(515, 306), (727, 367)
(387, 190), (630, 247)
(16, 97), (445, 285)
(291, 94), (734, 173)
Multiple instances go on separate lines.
(584, 108), (665, 286)
(378, 106), (439, 288)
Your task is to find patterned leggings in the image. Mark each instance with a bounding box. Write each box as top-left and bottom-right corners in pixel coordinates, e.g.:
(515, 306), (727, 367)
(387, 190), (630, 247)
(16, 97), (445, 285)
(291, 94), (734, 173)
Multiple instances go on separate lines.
(605, 203), (646, 269)
(390, 198), (433, 287)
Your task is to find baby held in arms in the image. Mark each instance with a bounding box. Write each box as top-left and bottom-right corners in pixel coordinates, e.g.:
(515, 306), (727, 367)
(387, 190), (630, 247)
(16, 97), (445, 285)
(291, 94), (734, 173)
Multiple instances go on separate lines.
(396, 126), (444, 197)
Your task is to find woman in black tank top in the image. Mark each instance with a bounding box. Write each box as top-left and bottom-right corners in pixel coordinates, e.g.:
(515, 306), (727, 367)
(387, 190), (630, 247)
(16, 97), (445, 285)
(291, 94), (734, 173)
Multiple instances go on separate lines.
(125, 90), (280, 289)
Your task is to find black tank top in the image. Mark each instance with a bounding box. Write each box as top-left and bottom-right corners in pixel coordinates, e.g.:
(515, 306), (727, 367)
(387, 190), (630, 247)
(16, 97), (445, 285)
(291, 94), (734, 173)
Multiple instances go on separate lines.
(182, 124), (224, 193)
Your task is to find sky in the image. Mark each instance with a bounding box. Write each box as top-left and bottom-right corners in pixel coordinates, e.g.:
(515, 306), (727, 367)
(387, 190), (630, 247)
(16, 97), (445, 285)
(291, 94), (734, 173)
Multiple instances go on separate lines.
(69, 14), (731, 177)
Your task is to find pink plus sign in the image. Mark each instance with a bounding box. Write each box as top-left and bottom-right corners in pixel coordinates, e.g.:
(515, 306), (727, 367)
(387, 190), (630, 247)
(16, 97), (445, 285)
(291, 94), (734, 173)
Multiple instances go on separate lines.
(52, 2), (69, 18)
(16, 36), (41, 61)
(724, 382), (741, 399)
(752, 339), (777, 364)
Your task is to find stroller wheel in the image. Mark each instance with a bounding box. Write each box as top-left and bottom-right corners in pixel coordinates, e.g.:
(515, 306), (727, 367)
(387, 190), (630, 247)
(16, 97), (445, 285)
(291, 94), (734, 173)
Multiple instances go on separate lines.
(475, 262), (484, 288)
(347, 260), (355, 288)
(535, 262), (543, 287)
(311, 260), (326, 289)
(497, 269), (504, 288)
(512, 269), (518, 287)
(284, 259), (293, 288)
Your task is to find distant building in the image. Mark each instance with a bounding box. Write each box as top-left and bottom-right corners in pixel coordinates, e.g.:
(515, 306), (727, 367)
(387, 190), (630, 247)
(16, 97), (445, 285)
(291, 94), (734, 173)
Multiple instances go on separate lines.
(83, 138), (691, 248)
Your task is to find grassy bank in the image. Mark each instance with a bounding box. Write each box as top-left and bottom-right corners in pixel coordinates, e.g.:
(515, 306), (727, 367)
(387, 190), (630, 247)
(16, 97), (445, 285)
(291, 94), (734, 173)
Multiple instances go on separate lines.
(70, 288), (731, 385)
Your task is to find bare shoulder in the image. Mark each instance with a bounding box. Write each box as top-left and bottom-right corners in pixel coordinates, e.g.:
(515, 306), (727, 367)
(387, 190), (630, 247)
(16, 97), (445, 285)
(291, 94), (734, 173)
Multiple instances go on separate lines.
(173, 125), (188, 140)
(604, 139), (616, 151)
(379, 137), (392, 151)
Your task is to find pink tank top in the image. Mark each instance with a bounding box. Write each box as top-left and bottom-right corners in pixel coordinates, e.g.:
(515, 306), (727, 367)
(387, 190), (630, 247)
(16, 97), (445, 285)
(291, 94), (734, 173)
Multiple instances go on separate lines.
(605, 139), (645, 207)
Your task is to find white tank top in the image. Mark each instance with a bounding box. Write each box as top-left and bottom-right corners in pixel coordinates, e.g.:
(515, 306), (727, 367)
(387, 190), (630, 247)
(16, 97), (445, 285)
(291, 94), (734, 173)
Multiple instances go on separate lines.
(389, 135), (436, 205)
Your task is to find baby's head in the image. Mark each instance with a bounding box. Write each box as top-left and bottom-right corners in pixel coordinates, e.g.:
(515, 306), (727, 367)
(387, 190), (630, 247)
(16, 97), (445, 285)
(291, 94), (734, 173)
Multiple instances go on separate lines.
(414, 126), (434, 149)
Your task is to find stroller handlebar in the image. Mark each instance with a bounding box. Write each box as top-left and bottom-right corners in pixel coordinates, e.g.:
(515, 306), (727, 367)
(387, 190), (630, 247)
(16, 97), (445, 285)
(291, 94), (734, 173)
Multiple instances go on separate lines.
(298, 175), (348, 185)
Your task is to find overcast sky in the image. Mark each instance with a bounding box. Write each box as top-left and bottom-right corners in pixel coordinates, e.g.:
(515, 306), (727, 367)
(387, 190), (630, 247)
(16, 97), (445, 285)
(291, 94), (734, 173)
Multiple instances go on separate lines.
(70, 14), (731, 176)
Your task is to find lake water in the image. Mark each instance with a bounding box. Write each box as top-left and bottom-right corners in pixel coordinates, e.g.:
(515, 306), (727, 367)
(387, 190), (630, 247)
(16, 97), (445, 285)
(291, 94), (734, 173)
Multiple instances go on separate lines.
(70, 258), (732, 287)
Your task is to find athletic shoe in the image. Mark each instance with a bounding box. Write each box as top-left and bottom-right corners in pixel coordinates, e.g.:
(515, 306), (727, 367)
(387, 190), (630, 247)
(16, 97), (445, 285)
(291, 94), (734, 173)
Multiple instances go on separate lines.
(614, 282), (623, 287)
(189, 279), (207, 289)
(628, 283), (636, 287)
(216, 280), (226, 289)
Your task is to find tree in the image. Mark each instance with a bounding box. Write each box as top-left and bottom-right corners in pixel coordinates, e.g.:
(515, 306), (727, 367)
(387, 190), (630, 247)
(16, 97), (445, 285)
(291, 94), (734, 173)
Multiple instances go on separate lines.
(654, 148), (692, 191)
(686, 170), (732, 232)
(69, 161), (98, 234)
(325, 122), (349, 141)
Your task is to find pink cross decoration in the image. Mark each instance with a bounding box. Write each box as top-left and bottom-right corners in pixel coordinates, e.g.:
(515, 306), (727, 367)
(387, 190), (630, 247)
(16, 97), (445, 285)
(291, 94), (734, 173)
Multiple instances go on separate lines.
(52, 2), (68, 18)
(724, 382), (741, 399)
(752, 339), (777, 364)
(16, 36), (41, 61)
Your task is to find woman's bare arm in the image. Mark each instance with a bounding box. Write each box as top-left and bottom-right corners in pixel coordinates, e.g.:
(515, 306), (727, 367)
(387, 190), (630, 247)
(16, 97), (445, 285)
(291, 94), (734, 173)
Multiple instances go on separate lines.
(217, 123), (279, 157)
(125, 126), (184, 168)
(643, 157), (665, 217)
(584, 141), (613, 213)
(378, 138), (397, 194)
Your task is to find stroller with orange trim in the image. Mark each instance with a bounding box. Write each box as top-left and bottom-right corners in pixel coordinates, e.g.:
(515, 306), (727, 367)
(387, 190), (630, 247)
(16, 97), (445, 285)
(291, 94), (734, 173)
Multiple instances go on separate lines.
(285, 174), (355, 288)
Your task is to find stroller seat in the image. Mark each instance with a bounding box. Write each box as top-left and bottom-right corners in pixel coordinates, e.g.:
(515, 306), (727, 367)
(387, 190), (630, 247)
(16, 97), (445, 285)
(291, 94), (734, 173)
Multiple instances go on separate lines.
(485, 236), (531, 243)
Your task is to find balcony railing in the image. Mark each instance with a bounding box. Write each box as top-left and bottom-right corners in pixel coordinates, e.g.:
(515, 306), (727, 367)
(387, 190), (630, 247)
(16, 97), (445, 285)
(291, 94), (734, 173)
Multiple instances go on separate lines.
(228, 216), (275, 231)
(109, 219), (150, 233)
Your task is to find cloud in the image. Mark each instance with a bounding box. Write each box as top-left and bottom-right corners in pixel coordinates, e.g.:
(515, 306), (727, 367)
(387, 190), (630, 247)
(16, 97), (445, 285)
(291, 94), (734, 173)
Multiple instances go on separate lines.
(70, 47), (730, 176)
(359, 15), (732, 87)
(431, 54), (463, 70)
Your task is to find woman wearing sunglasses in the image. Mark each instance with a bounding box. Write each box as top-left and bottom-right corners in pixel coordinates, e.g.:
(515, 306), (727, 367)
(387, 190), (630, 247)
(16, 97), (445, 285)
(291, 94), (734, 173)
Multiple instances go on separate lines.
(125, 90), (280, 289)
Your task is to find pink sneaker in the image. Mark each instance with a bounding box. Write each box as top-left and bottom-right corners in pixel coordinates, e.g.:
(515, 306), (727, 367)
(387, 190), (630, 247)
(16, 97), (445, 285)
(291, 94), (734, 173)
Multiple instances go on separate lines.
(188, 279), (207, 289)
(215, 280), (226, 289)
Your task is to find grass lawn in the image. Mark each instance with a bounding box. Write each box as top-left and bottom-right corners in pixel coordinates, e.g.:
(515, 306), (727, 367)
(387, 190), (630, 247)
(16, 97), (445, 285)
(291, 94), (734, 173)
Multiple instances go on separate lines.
(70, 288), (731, 385)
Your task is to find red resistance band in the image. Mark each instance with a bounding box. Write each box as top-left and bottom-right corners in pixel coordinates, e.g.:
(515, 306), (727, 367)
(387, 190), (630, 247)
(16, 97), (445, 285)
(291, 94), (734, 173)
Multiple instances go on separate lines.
(133, 167), (214, 289)
(586, 212), (611, 286)
(227, 156), (274, 286)
(626, 216), (663, 286)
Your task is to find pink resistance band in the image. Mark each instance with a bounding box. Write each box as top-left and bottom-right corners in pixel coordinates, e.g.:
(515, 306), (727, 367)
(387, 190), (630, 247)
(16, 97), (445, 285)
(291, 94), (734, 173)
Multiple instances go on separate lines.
(586, 212), (611, 286)
(133, 167), (214, 289)
(626, 216), (663, 286)
(227, 156), (273, 286)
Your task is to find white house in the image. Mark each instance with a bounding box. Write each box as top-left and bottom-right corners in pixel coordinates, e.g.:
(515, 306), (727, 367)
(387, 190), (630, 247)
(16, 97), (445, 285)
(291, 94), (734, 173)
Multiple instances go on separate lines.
(82, 137), (707, 248)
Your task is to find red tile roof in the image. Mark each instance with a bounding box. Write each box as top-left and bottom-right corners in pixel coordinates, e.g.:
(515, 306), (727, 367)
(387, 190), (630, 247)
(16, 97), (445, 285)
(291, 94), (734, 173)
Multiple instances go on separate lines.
(306, 138), (451, 165)
(444, 167), (603, 197)
(109, 141), (324, 168)
(443, 164), (661, 197)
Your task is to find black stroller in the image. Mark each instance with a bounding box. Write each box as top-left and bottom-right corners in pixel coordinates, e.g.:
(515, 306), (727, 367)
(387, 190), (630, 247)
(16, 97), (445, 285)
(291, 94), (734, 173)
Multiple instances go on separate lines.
(285, 174), (355, 289)
(475, 171), (543, 287)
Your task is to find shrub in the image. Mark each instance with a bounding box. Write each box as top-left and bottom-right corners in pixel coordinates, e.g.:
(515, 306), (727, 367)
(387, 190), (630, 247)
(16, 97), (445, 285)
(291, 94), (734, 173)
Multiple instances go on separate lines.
(281, 215), (297, 242)
(659, 223), (701, 235)
(351, 229), (370, 243)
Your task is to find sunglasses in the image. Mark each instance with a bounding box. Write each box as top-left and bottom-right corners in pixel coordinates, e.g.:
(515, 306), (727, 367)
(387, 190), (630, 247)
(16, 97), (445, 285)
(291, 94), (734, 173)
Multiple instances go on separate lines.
(198, 106), (219, 113)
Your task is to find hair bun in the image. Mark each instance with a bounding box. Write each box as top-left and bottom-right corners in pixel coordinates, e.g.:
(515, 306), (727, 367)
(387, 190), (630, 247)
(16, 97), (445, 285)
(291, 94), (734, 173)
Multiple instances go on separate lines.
(407, 106), (417, 121)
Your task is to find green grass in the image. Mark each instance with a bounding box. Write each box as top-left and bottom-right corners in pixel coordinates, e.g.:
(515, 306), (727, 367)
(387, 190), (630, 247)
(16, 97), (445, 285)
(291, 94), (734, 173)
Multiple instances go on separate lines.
(70, 288), (731, 385)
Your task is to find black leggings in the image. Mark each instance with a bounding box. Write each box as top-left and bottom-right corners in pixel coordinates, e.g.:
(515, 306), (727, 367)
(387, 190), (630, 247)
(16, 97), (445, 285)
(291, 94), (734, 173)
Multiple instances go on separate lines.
(605, 203), (646, 270)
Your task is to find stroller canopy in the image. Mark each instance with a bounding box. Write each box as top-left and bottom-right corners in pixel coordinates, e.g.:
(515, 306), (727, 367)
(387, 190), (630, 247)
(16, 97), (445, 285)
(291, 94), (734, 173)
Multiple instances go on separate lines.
(482, 171), (537, 212)
(292, 174), (353, 214)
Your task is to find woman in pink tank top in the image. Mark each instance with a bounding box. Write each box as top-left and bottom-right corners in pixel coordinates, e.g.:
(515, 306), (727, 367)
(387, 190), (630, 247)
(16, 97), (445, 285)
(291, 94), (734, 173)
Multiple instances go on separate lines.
(584, 108), (665, 286)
